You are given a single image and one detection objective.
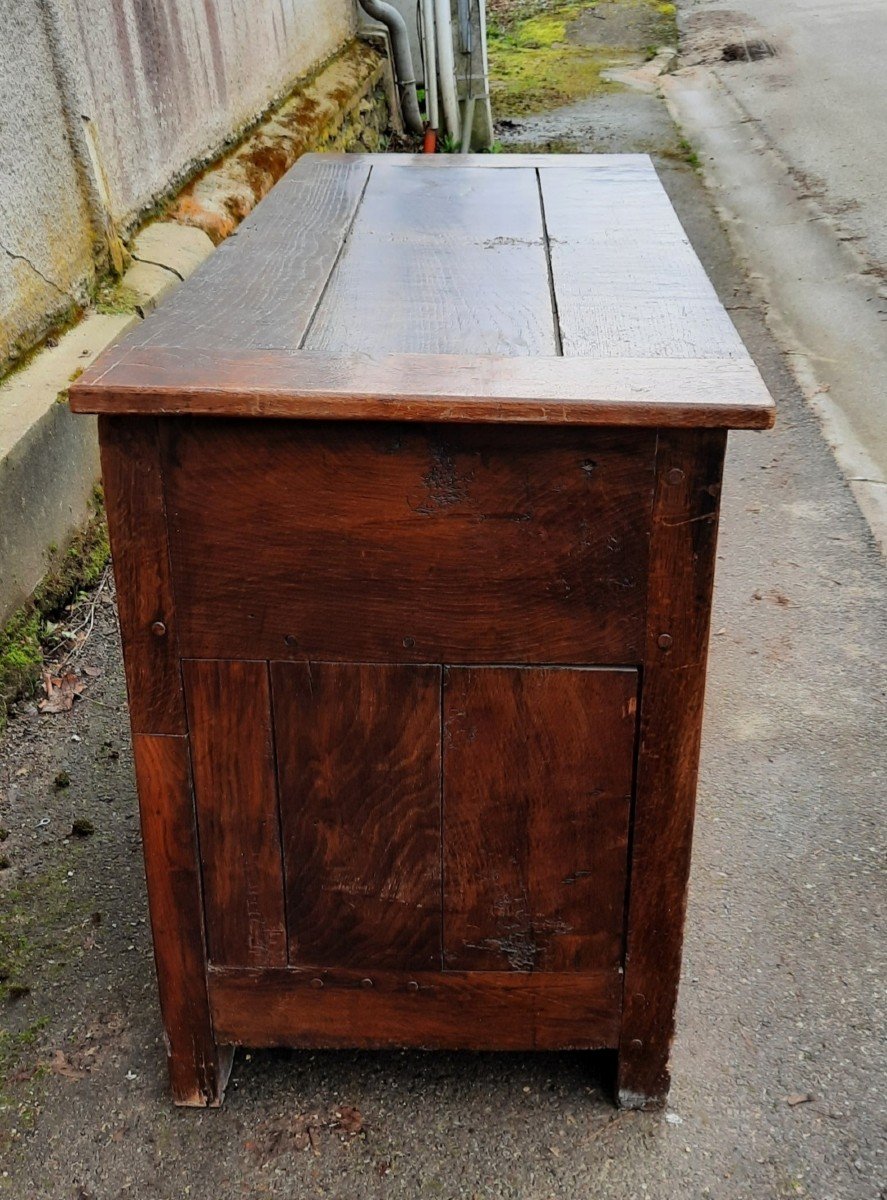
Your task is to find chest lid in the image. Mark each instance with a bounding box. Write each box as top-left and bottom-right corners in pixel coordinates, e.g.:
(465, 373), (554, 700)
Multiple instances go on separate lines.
(70, 153), (774, 429)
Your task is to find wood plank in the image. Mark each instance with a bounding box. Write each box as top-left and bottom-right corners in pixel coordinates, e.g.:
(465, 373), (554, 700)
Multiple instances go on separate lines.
(208, 966), (622, 1050)
(443, 667), (637, 972)
(271, 662), (442, 970)
(115, 155), (372, 354)
(183, 660), (287, 968)
(617, 429), (727, 1109)
(98, 416), (183, 734)
(539, 167), (747, 359)
(133, 734), (232, 1106)
(304, 166), (557, 356)
(164, 422), (653, 665)
(71, 347), (775, 429)
(345, 152), (659, 173)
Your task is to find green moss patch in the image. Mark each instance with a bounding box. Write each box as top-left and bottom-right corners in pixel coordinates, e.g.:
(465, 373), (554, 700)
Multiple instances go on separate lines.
(488, 4), (629, 117)
(0, 495), (109, 732)
(487, 0), (678, 117)
(93, 281), (141, 316)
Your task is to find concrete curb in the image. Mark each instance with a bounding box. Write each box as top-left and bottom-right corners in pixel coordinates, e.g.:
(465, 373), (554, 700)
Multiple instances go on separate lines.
(0, 221), (213, 627)
(662, 67), (887, 553)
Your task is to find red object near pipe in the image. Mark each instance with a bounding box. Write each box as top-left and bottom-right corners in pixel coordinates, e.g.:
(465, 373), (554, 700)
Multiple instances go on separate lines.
(423, 128), (438, 154)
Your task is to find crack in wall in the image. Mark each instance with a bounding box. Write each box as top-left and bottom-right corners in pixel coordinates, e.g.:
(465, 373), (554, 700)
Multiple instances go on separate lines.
(0, 239), (73, 302)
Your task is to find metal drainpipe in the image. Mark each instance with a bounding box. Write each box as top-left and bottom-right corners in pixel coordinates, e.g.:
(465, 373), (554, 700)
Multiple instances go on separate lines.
(357, 0), (424, 135)
(434, 0), (461, 142)
(420, 0), (440, 132)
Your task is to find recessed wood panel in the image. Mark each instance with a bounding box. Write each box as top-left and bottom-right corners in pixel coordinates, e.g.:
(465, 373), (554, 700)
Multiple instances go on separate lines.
(271, 662), (442, 970)
(304, 165), (557, 356)
(443, 666), (637, 972)
(163, 420), (653, 664)
(183, 660), (287, 968)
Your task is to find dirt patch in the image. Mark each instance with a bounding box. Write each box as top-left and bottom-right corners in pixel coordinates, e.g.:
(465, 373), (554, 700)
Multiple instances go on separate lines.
(679, 8), (777, 68)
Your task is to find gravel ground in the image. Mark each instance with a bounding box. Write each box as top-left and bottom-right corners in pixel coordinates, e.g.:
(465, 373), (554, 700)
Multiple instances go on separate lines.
(1, 44), (885, 1200)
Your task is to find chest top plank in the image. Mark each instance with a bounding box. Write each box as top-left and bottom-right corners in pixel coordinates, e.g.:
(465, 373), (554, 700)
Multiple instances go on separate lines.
(70, 153), (774, 430)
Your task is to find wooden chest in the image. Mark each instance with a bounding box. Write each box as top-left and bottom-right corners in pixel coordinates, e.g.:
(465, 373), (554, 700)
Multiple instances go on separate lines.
(70, 153), (773, 1109)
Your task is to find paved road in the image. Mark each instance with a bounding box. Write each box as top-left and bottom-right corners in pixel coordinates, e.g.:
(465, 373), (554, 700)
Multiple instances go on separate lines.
(669, 0), (887, 549)
(680, 0), (887, 274)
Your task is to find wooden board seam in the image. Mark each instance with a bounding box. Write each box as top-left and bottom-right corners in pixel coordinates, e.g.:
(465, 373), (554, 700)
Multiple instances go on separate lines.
(535, 167), (564, 357)
(297, 164), (374, 350)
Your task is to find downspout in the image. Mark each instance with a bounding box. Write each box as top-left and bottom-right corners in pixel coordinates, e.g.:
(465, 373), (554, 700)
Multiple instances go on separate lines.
(420, 0), (440, 132)
(434, 0), (461, 142)
(357, 0), (424, 135)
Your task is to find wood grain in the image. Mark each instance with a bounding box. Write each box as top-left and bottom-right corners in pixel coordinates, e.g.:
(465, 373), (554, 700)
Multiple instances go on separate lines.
(71, 348), (775, 429)
(617, 429), (726, 1109)
(271, 662), (442, 970)
(443, 667), (637, 973)
(304, 165), (557, 356)
(133, 734), (232, 1106)
(539, 167), (747, 359)
(118, 156), (372, 353)
(98, 416), (183, 734)
(308, 151), (661, 173)
(70, 153), (775, 432)
(163, 421), (653, 665)
(208, 966), (622, 1050)
(183, 660), (287, 968)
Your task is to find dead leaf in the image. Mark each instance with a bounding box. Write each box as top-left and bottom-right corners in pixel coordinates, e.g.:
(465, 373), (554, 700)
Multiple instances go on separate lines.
(83, 666), (102, 678)
(332, 1105), (364, 1136)
(47, 1049), (87, 1080)
(785, 1092), (814, 1107)
(38, 671), (85, 714)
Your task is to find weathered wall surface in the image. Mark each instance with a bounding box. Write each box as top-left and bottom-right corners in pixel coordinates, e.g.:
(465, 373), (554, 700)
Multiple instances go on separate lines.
(0, 0), (358, 369)
(0, 2), (98, 365)
(43, 0), (358, 223)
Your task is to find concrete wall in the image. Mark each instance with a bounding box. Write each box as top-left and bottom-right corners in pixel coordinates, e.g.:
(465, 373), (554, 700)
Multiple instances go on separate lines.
(0, 3), (98, 365)
(0, 0), (357, 369)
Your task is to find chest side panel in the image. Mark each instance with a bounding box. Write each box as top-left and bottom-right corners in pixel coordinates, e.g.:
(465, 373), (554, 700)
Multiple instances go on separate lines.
(162, 420), (654, 665)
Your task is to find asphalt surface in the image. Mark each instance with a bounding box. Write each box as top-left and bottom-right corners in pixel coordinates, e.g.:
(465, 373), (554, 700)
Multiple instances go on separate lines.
(1, 49), (885, 1200)
(679, 0), (887, 275)
(669, 0), (887, 545)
